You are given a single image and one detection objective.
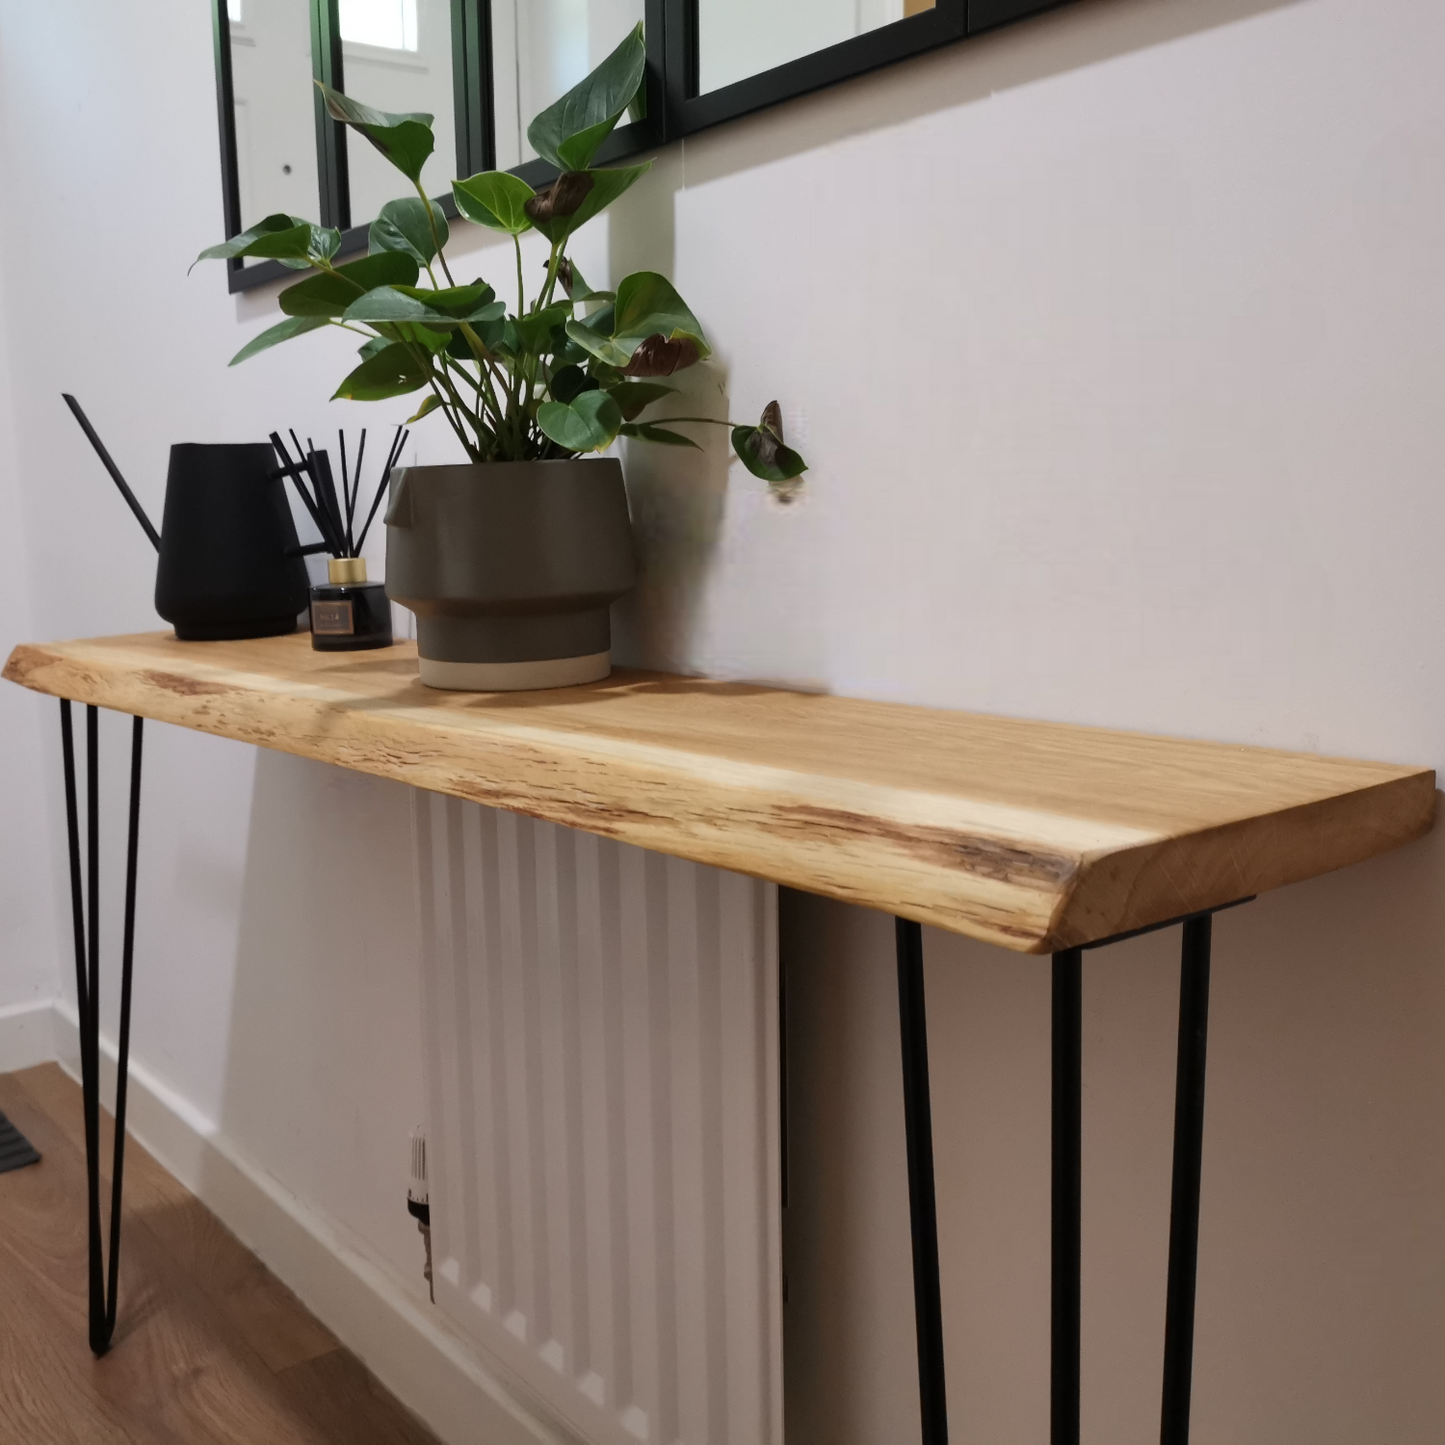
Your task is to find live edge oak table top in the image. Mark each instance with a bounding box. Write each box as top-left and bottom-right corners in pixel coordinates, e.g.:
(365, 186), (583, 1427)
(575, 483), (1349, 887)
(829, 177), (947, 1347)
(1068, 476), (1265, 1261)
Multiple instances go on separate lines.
(4, 631), (1435, 954)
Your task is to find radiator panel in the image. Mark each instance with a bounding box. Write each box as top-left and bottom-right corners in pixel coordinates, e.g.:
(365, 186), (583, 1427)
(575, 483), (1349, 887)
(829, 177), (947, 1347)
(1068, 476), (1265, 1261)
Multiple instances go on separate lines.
(415, 792), (782, 1445)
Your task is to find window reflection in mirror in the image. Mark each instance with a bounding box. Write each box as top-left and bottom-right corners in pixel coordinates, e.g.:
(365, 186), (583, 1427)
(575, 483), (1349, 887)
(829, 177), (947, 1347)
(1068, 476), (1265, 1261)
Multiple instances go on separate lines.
(226, 0), (321, 259)
(699, 0), (935, 94)
(490, 0), (646, 172)
(339, 0), (458, 224)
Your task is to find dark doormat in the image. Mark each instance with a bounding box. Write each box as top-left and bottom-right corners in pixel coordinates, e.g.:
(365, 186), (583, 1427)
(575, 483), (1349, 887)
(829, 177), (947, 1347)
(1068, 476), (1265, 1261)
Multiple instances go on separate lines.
(0, 1109), (41, 1173)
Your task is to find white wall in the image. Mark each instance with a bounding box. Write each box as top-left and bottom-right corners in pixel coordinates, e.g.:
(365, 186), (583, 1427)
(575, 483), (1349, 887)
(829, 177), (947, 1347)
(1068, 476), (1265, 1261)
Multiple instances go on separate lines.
(1, 0), (1443, 1441)
(0, 111), (59, 1031)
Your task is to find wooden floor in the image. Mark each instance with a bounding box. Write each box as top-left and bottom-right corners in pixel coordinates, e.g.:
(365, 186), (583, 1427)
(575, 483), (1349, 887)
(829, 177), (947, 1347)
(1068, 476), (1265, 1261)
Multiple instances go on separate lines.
(0, 1064), (441, 1445)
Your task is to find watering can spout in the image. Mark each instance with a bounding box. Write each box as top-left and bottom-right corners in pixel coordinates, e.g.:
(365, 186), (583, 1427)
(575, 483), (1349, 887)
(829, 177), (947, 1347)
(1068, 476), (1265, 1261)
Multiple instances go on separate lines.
(62, 394), (161, 551)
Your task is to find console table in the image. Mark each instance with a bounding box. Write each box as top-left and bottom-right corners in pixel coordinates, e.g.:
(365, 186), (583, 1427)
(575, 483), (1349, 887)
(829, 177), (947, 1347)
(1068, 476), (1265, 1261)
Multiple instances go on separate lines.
(4, 631), (1434, 1445)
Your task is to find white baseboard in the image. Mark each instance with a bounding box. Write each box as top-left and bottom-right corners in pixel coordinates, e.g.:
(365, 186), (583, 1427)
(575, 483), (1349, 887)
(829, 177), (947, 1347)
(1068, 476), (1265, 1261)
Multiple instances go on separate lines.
(0, 997), (57, 1072)
(47, 1001), (582, 1445)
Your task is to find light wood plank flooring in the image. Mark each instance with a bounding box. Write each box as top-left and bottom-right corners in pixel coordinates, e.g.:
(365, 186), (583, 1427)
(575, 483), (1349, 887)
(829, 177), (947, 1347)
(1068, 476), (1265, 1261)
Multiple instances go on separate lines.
(0, 1064), (442, 1445)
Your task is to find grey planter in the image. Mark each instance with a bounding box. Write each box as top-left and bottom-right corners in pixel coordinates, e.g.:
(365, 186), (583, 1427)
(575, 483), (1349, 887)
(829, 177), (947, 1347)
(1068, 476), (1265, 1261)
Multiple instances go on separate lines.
(384, 459), (636, 691)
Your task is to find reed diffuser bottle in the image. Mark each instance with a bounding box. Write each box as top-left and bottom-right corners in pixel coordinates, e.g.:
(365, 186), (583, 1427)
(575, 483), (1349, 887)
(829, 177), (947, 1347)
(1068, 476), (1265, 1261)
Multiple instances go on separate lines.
(310, 555), (391, 651)
(271, 427), (406, 652)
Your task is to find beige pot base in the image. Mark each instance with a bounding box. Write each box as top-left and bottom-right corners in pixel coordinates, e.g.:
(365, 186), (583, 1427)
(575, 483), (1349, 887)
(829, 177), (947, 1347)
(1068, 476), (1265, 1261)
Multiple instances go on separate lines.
(418, 651), (611, 692)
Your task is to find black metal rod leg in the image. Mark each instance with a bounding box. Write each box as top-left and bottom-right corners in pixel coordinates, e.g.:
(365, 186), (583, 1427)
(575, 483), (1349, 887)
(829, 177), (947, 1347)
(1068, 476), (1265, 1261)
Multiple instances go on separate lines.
(83, 705), (107, 1351)
(1159, 915), (1212, 1444)
(106, 715), (144, 1341)
(896, 918), (948, 1443)
(1052, 948), (1082, 1445)
(57, 702), (144, 1357)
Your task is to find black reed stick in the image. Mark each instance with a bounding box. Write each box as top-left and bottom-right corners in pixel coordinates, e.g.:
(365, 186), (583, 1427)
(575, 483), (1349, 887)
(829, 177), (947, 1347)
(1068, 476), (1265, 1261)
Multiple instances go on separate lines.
(62, 394), (161, 551)
(270, 432), (342, 555)
(270, 431), (332, 549)
(338, 429), (353, 553)
(353, 425), (407, 557)
(310, 450), (346, 555)
(351, 428), (367, 548)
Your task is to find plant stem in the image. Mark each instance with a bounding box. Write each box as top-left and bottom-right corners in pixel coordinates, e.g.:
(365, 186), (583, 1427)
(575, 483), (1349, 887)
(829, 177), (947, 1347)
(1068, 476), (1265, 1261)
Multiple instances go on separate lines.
(514, 235), (526, 318)
(415, 182), (456, 287)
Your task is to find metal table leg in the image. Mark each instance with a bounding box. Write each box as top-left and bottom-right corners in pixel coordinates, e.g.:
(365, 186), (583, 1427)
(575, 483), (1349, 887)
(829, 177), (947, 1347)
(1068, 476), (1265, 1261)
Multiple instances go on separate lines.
(1159, 914), (1212, 1444)
(897, 917), (949, 1443)
(59, 700), (144, 1356)
(1052, 948), (1083, 1445)
(890, 905), (1233, 1444)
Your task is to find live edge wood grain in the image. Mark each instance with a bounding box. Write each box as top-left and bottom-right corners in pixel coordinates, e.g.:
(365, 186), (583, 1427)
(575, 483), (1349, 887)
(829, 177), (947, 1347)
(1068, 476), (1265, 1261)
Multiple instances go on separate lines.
(4, 632), (1435, 953)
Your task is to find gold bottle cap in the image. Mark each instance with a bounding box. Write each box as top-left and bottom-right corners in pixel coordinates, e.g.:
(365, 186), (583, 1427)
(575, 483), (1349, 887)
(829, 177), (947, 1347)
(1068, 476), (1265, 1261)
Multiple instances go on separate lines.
(328, 556), (368, 585)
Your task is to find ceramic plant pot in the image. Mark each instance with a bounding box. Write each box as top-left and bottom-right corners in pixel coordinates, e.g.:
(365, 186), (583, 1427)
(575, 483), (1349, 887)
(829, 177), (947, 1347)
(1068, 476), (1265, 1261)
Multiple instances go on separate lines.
(384, 459), (636, 691)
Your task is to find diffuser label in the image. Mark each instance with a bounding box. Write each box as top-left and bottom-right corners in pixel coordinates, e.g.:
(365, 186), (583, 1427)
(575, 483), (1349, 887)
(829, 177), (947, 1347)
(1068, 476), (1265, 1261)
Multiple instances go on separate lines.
(312, 599), (355, 635)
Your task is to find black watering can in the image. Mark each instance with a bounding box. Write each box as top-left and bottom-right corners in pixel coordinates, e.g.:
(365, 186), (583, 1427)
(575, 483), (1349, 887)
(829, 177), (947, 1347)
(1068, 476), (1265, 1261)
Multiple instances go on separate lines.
(65, 397), (309, 640)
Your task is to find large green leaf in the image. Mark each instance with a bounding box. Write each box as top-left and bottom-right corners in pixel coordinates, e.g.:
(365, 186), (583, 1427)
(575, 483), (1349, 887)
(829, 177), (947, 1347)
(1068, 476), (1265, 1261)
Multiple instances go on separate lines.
(279, 252), (419, 318)
(194, 214), (339, 270)
(229, 314), (329, 365)
(513, 301), (573, 356)
(606, 381), (675, 420)
(526, 23), (645, 172)
(619, 422), (700, 448)
(537, 390), (623, 453)
(396, 282), (495, 315)
(452, 171), (535, 234)
(612, 272), (708, 352)
(410, 322), (452, 354)
(732, 402), (807, 482)
(318, 81), (435, 182)
(562, 271), (709, 373)
(445, 328), (479, 362)
(370, 196), (448, 266)
(531, 162), (651, 244)
(563, 319), (630, 370)
(343, 285), (503, 329)
(548, 365), (599, 404)
(333, 342), (430, 400)
(571, 299), (615, 337)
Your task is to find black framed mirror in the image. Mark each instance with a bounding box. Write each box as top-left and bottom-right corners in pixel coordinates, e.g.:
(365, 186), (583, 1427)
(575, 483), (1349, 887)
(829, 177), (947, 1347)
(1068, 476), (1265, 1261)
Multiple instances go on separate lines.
(213, 0), (490, 291)
(214, 0), (329, 280)
(661, 0), (1064, 138)
(212, 0), (1071, 292)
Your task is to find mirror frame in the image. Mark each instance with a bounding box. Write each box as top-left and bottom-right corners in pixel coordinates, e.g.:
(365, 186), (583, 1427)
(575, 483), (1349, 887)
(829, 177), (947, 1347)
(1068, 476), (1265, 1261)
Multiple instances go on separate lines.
(657, 0), (1065, 139)
(212, 0), (1070, 292)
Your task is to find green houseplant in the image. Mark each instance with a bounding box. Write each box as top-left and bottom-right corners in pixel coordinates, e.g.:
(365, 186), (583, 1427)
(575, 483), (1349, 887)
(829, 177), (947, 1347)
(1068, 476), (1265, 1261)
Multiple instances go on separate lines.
(197, 25), (805, 690)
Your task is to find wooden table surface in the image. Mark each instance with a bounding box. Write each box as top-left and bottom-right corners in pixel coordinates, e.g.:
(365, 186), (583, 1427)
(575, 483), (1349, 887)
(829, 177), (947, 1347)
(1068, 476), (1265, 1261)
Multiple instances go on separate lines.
(4, 632), (1435, 952)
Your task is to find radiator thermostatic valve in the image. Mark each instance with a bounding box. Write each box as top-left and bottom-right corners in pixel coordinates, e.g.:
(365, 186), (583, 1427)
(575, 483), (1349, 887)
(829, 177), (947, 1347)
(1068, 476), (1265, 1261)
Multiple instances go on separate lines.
(408, 1127), (433, 1303)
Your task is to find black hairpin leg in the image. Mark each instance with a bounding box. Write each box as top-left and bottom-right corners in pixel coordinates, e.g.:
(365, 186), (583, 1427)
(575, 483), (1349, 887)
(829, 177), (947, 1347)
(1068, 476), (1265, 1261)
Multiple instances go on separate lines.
(59, 700), (144, 1356)
(897, 918), (949, 1443)
(1052, 948), (1083, 1445)
(1160, 914), (1212, 1444)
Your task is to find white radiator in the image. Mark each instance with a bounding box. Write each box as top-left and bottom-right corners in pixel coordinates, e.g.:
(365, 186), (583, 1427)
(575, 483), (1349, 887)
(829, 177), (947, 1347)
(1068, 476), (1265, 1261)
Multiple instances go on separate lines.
(414, 792), (783, 1445)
